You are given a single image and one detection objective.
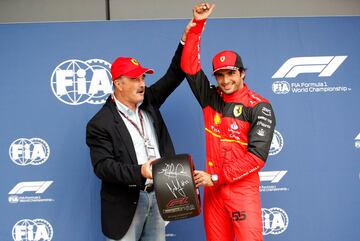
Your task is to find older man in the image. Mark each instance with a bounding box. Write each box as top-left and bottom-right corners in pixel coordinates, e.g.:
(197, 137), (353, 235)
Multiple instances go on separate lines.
(86, 23), (192, 240)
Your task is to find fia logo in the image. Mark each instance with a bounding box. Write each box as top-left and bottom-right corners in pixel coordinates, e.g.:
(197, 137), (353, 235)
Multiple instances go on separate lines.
(272, 81), (290, 94)
(12, 219), (53, 241)
(262, 207), (289, 235)
(269, 130), (283, 156)
(9, 138), (50, 166)
(50, 59), (113, 105)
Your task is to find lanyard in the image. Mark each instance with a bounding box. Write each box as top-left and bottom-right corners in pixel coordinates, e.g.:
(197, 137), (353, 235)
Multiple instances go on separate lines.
(117, 108), (147, 141)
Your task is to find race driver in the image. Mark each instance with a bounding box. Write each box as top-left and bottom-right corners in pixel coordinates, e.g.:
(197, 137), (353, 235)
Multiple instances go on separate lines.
(181, 3), (276, 241)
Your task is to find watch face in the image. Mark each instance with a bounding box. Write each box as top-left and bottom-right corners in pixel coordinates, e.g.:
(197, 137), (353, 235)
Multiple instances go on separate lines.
(211, 174), (218, 182)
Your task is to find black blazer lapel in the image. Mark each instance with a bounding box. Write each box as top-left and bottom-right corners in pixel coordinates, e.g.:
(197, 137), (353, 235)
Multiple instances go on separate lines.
(108, 98), (138, 165)
(115, 118), (138, 165)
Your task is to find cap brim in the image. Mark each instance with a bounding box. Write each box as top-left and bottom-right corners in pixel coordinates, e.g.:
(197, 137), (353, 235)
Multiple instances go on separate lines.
(213, 66), (239, 73)
(123, 67), (154, 78)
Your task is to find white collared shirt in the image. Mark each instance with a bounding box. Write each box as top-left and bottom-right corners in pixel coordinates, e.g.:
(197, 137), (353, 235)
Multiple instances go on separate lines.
(113, 96), (161, 165)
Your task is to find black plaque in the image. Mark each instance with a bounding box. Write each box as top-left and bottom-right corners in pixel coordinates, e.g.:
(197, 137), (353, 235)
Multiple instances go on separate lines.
(152, 154), (201, 221)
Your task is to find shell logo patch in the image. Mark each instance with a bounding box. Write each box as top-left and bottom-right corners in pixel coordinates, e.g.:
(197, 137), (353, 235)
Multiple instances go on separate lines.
(214, 114), (221, 125)
(233, 105), (243, 117)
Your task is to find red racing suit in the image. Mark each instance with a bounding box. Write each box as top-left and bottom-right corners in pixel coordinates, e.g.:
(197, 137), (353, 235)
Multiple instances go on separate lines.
(181, 19), (276, 241)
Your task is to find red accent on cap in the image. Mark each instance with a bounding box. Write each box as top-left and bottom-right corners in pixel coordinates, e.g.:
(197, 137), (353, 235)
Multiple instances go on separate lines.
(110, 57), (154, 80)
(212, 50), (244, 73)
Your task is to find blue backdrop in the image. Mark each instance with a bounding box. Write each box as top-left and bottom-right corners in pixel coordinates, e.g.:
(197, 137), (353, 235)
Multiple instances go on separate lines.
(1, 16), (359, 241)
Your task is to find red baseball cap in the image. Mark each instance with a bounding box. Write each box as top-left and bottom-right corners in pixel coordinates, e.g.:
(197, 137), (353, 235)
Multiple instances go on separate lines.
(110, 57), (154, 80)
(212, 50), (244, 73)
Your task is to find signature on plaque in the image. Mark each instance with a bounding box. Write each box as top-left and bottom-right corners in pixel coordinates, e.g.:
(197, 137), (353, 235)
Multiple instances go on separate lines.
(159, 163), (191, 198)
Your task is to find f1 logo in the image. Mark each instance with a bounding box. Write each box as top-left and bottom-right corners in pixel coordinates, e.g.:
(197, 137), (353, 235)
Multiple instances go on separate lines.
(9, 181), (53, 195)
(259, 171), (287, 183)
(355, 133), (360, 149)
(272, 56), (347, 78)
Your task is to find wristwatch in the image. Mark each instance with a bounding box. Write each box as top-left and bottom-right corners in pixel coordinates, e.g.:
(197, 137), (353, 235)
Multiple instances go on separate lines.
(211, 174), (218, 183)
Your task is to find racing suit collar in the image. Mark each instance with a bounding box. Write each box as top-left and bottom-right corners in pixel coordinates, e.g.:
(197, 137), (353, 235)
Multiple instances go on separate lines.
(221, 83), (249, 102)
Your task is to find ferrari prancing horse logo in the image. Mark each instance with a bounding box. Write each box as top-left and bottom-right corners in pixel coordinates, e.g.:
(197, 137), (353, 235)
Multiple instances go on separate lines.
(131, 58), (139, 66)
(233, 105), (243, 117)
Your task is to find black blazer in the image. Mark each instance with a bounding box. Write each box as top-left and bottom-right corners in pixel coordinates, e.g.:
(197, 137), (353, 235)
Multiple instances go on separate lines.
(86, 43), (184, 240)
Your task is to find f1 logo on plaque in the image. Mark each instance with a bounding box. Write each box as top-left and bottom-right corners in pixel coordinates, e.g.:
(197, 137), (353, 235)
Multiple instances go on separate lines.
(152, 154), (201, 221)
